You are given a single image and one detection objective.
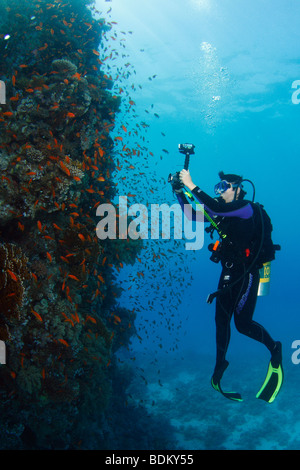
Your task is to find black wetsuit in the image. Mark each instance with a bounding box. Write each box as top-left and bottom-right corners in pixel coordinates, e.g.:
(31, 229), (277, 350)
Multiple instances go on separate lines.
(177, 186), (276, 372)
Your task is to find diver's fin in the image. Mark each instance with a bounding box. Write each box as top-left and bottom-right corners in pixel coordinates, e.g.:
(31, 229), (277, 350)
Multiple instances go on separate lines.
(211, 378), (243, 402)
(256, 362), (283, 403)
(211, 360), (243, 402)
(256, 342), (283, 403)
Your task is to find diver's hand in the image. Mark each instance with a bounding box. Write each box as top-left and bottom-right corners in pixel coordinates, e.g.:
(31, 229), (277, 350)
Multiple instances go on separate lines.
(179, 170), (196, 191)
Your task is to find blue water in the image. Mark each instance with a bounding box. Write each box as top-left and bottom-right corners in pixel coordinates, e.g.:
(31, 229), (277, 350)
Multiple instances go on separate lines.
(101, 0), (300, 450)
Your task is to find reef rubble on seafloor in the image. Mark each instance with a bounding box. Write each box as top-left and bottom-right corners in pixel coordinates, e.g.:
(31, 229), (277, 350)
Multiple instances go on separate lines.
(0, 0), (164, 450)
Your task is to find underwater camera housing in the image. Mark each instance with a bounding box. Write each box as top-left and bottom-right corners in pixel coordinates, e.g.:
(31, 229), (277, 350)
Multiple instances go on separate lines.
(178, 143), (195, 155)
(168, 143), (195, 192)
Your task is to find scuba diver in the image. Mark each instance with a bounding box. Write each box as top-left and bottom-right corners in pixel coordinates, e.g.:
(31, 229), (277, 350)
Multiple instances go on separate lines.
(169, 158), (283, 403)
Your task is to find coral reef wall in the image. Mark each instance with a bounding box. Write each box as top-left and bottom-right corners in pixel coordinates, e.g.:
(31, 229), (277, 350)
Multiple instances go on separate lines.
(0, 0), (144, 449)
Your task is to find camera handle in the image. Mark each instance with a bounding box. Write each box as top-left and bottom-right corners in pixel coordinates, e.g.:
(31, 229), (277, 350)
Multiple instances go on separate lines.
(184, 152), (190, 170)
(168, 146), (193, 191)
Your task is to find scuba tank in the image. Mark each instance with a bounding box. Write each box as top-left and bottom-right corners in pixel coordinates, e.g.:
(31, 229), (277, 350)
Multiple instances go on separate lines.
(258, 261), (271, 296)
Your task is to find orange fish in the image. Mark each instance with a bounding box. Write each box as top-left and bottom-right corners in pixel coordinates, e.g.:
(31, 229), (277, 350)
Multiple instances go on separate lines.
(10, 94), (19, 101)
(7, 269), (18, 281)
(2, 176), (11, 183)
(46, 252), (52, 262)
(59, 161), (71, 176)
(72, 72), (81, 80)
(31, 308), (43, 322)
(61, 312), (74, 327)
(68, 274), (80, 281)
(58, 339), (69, 347)
(39, 43), (48, 51)
(78, 233), (85, 242)
(74, 312), (80, 324)
(113, 315), (121, 324)
(66, 112), (76, 118)
(86, 315), (97, 324)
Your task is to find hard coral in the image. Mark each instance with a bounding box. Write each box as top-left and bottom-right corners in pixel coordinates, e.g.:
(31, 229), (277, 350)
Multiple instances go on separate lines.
(51, 59), (78, 78)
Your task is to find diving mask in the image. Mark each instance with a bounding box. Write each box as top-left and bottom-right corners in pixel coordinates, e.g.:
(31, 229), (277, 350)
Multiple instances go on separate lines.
(214, 180), (239, 195)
